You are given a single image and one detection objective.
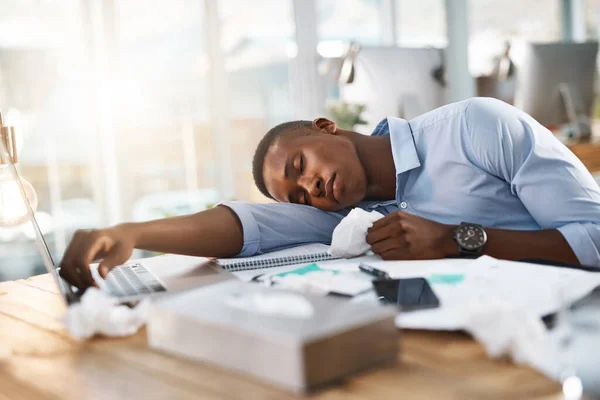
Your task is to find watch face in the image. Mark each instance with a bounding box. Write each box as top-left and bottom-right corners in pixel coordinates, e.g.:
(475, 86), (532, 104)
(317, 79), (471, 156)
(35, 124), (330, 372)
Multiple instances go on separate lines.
(455, 224), (487, 251)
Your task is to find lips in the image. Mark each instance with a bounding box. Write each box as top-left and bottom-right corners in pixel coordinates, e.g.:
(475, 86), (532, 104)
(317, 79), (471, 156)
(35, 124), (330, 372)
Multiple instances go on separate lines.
(326, 173), (338, 203)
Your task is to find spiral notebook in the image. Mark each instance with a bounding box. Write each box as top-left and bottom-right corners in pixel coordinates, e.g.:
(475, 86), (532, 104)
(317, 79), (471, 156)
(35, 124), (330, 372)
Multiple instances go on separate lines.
(217, 243), (338, 272)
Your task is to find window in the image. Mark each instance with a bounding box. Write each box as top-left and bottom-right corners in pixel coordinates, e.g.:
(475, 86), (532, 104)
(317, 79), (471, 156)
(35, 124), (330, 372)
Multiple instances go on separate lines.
(586, 0), (600, 39)
(115, 0), (218, 220)
(315, 0), (387, 130)
(396, 0), (446, 47)
(219, 0), (295, 202)
(2, 0), (575, 284)
(0, 1), (93, 281)
(317, 0), (383, 46)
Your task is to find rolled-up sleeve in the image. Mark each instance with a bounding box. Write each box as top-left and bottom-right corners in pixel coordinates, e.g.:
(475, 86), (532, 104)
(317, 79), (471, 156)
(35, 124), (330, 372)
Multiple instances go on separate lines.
(557, 222), (600, 266)
(219, 201), (346, 257)
(465, 97), (600, 266)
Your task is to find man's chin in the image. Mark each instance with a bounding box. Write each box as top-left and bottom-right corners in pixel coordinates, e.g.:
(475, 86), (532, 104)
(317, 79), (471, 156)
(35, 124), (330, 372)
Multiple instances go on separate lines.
(313, 194), (364, 212)
(341, 193), (366, 210)
(313, 202), (347, 212)
(328, 198), (359, 212)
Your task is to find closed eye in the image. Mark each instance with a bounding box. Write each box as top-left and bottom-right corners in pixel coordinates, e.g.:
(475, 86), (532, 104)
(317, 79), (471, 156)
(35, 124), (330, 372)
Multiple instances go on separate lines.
(299, 155), (304, 175)
(303, 190), (310, 205)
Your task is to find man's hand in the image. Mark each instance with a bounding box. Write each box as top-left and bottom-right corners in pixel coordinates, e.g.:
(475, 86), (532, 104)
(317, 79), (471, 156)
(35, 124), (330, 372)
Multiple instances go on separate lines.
(58, 225), (137, 290)
(366, 211), (457, 260)
(57, 206), (245, 290)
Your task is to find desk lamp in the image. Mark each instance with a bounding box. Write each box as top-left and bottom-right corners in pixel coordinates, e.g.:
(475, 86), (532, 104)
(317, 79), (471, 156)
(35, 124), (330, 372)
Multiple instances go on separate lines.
(0, 108), (38, 227)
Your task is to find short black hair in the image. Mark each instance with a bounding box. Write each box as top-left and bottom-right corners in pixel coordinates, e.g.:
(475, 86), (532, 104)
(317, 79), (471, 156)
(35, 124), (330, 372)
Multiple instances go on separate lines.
(252, 120), (313, 199)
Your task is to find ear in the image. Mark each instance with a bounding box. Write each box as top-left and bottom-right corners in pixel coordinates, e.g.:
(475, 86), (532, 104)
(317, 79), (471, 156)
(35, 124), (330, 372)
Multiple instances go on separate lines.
(312, 117), (337, 134)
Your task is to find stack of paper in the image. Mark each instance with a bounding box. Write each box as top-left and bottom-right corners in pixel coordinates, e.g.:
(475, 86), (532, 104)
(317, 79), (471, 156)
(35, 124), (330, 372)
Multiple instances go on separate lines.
(231, 250), (600, 331)
(355, 255), (600, 330)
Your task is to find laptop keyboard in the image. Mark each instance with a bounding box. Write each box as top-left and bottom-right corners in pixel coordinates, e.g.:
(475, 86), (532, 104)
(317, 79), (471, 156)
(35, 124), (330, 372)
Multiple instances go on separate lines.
(98, 263), (166, 297)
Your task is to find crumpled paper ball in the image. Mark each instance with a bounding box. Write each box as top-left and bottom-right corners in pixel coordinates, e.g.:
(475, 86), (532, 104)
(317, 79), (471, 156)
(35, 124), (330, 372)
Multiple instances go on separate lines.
(64, 288), (150, 340)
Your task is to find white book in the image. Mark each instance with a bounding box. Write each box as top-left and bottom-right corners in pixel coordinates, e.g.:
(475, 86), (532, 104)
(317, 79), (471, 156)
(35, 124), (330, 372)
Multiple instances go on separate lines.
(217, 243), (338, 272)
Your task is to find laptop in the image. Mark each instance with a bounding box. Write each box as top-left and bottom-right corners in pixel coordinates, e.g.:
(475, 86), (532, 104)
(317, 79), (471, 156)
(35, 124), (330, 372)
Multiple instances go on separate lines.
(0, 140), (233, 305)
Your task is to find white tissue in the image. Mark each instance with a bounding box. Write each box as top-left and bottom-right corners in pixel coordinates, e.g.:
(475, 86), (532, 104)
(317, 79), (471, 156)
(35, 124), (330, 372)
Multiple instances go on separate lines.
(464, 300), (560, 380)
(64, 288), (150, 340)
(330, 208), (384, 258)
(386, 255), (595, 381)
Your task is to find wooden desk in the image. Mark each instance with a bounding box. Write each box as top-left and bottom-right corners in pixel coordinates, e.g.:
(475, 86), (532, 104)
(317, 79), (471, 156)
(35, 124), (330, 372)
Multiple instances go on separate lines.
(567, 140), (600, 173)
(0, 274), (563, 400)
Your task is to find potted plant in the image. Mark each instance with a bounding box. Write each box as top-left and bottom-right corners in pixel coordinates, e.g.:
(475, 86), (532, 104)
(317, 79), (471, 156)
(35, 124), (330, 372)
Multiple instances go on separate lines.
(326, 101), (368, 131)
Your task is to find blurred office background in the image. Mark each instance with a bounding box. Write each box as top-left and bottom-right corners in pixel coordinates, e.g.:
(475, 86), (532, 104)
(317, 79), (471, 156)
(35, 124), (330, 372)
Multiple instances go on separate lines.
(1, 0), (599, 281)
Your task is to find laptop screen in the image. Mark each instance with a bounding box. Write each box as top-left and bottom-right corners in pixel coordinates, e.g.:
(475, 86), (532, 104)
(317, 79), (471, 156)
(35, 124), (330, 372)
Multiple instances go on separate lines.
(0, 134), (75, 303)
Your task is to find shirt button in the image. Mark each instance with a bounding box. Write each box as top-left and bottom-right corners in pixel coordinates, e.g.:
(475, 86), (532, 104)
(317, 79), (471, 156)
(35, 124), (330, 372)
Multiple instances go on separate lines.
(400, 201), (408, 209)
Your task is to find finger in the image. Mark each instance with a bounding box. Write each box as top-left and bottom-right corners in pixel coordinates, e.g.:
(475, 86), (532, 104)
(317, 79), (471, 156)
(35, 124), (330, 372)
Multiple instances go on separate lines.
(82, 265), (97, 288)
(370, 211), (409, 231)
(380, 248), (411, 261)
(59, 230), (85, 270)
(74, 265), (95, 290)
(371, 237), (408, 255)
(370, 214), (395, 231)
(59, 232), (88, 288)
(59, 264), (85, 290)
(98, 243), (130, 278)
(366, 223), (404, 246)
(64, 261), (92, 290)
(61, 232), (105, 289)
(72, 237), (109, 288)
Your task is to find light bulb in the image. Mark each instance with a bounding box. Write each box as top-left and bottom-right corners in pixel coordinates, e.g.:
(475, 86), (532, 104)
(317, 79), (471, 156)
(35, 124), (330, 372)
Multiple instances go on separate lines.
(563, 375), (583, 400)
(0, 164), (38, 227)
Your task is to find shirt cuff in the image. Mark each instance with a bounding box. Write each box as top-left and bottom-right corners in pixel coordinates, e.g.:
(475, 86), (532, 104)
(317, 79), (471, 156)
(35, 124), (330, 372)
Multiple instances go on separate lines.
(218, 201), (261, 257)
(557, 222), (600, 267)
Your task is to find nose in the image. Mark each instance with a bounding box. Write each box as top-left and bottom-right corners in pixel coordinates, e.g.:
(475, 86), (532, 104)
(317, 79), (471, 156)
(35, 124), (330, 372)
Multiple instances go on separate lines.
(300, 175), (324, 198)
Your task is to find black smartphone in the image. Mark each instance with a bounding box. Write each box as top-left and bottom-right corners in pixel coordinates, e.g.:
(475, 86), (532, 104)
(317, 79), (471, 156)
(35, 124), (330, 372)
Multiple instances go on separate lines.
(372, 278), (440, 311)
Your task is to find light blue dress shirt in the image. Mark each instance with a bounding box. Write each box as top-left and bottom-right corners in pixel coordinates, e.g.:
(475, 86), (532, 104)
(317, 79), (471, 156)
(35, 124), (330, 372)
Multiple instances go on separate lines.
(222, 98), (600, 266)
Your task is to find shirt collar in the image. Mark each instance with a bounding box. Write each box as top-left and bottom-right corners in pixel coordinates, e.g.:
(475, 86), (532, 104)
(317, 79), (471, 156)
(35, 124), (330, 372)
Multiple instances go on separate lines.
(371, 117), (421, 176)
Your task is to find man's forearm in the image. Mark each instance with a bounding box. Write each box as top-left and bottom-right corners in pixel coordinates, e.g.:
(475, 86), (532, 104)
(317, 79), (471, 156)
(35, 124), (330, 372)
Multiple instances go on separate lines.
(118, 205), (243, 258)
(443, 227), (579, 264)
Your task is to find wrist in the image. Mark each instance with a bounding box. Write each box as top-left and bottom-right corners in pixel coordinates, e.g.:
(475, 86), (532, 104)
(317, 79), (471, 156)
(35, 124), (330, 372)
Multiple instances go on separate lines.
(442, 224), (459, 257)
(113, 222), (141, 247)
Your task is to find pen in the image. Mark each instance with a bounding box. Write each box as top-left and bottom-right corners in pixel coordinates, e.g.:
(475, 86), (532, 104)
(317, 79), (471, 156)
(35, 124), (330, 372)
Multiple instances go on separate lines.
(358, 263), (391, 280)
(250, 272), (273, 287)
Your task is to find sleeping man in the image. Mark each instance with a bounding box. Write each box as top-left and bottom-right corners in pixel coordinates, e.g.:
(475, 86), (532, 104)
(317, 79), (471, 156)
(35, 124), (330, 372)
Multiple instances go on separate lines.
(59, 98), (600, 289)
